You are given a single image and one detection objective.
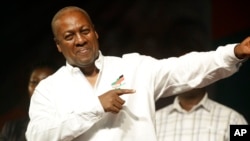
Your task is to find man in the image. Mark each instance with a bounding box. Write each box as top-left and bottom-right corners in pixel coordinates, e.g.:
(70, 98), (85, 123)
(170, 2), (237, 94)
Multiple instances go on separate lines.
(26, 6), (250, 141)
(155, 88), (248, 141)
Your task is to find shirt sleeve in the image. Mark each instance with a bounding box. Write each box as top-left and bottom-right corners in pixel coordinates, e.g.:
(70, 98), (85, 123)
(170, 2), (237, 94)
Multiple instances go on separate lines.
(25, 79), (105, 141)
(154, 43), (244, 99)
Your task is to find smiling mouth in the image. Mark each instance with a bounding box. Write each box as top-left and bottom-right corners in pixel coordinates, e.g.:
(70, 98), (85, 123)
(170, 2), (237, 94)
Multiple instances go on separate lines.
(77, 48), (89, 55)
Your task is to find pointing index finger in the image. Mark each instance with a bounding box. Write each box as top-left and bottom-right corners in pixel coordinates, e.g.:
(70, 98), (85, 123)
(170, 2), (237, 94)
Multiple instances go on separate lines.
(116, 89), (136, 96)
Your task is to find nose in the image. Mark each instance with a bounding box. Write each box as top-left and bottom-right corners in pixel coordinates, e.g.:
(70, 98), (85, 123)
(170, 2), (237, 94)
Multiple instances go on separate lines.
(75, 33), (87, 46)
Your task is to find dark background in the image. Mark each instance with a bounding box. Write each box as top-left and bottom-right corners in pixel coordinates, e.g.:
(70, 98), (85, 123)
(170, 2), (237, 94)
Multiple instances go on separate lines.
(1, 0), (250, 128)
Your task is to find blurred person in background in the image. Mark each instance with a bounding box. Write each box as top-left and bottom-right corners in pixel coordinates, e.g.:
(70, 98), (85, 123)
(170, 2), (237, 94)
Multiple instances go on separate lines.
(156, 87), (248, 141)
(0, 61), (57, 141)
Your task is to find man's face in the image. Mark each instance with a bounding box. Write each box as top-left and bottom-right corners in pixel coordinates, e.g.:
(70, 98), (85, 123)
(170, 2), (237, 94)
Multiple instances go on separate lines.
(54, 10), (99, 68)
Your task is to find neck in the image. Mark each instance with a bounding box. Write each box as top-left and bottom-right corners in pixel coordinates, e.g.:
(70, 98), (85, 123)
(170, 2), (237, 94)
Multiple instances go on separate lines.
(80, 64), (99, 87)
(80, 63), (99, 76)
(178, 90), (205, 111)
(179, 97), (203, 111)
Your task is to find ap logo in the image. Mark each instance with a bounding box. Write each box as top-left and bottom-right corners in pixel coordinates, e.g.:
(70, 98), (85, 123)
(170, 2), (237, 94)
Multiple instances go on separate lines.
(234, 129), (247, 136)
(230, 125), (249, 141)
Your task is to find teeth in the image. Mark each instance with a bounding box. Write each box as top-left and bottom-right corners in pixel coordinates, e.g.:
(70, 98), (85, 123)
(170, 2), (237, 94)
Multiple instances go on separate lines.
(78, 49), (88, 54)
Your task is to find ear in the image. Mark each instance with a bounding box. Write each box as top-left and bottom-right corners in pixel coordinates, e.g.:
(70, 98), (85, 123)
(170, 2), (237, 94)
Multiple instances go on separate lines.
(92, 24), (99, 39)
(54, 38), (62, 52)
(95, 31), (99, 39)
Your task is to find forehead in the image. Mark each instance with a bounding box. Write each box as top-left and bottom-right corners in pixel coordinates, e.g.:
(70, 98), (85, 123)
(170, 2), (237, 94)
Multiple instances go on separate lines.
(30, 68), (54, 78)
(55, 10), (92, 29)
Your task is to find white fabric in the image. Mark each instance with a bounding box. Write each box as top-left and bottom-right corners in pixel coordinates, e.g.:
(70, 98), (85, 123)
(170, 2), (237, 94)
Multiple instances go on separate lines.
(156, 93), (248, 141)
(26, 44), (242, 141)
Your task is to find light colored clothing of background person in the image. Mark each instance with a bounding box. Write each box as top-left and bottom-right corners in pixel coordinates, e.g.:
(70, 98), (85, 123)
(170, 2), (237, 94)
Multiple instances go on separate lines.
(156, 92), (248, 141)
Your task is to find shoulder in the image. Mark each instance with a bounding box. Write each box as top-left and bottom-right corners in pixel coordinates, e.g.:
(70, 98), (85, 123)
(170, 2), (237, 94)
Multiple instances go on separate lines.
(104, 52), (141, 60)
(121, 52), (159, 66)
(34, 66), (66, 88)
(208, 99), (248, 124)
(104, 52), (157, 66)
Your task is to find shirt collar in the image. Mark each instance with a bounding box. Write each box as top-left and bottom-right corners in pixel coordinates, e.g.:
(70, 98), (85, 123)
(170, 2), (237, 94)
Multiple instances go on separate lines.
(169, 92), (211, 114)
(95, 51), (103, 70)
(65, 51), (104, 73)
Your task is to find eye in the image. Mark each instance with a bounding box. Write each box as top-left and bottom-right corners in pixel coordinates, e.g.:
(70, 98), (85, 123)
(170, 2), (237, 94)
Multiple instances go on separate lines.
(64, 33), (73, 40)
(29, 80), (39, 86)
(81, 29), (90, 35)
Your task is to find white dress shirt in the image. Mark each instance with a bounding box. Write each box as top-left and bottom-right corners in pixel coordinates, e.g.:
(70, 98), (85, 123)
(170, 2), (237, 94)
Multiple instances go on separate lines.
(26, 44), (242, 141)
(155, 93), (248, 141)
